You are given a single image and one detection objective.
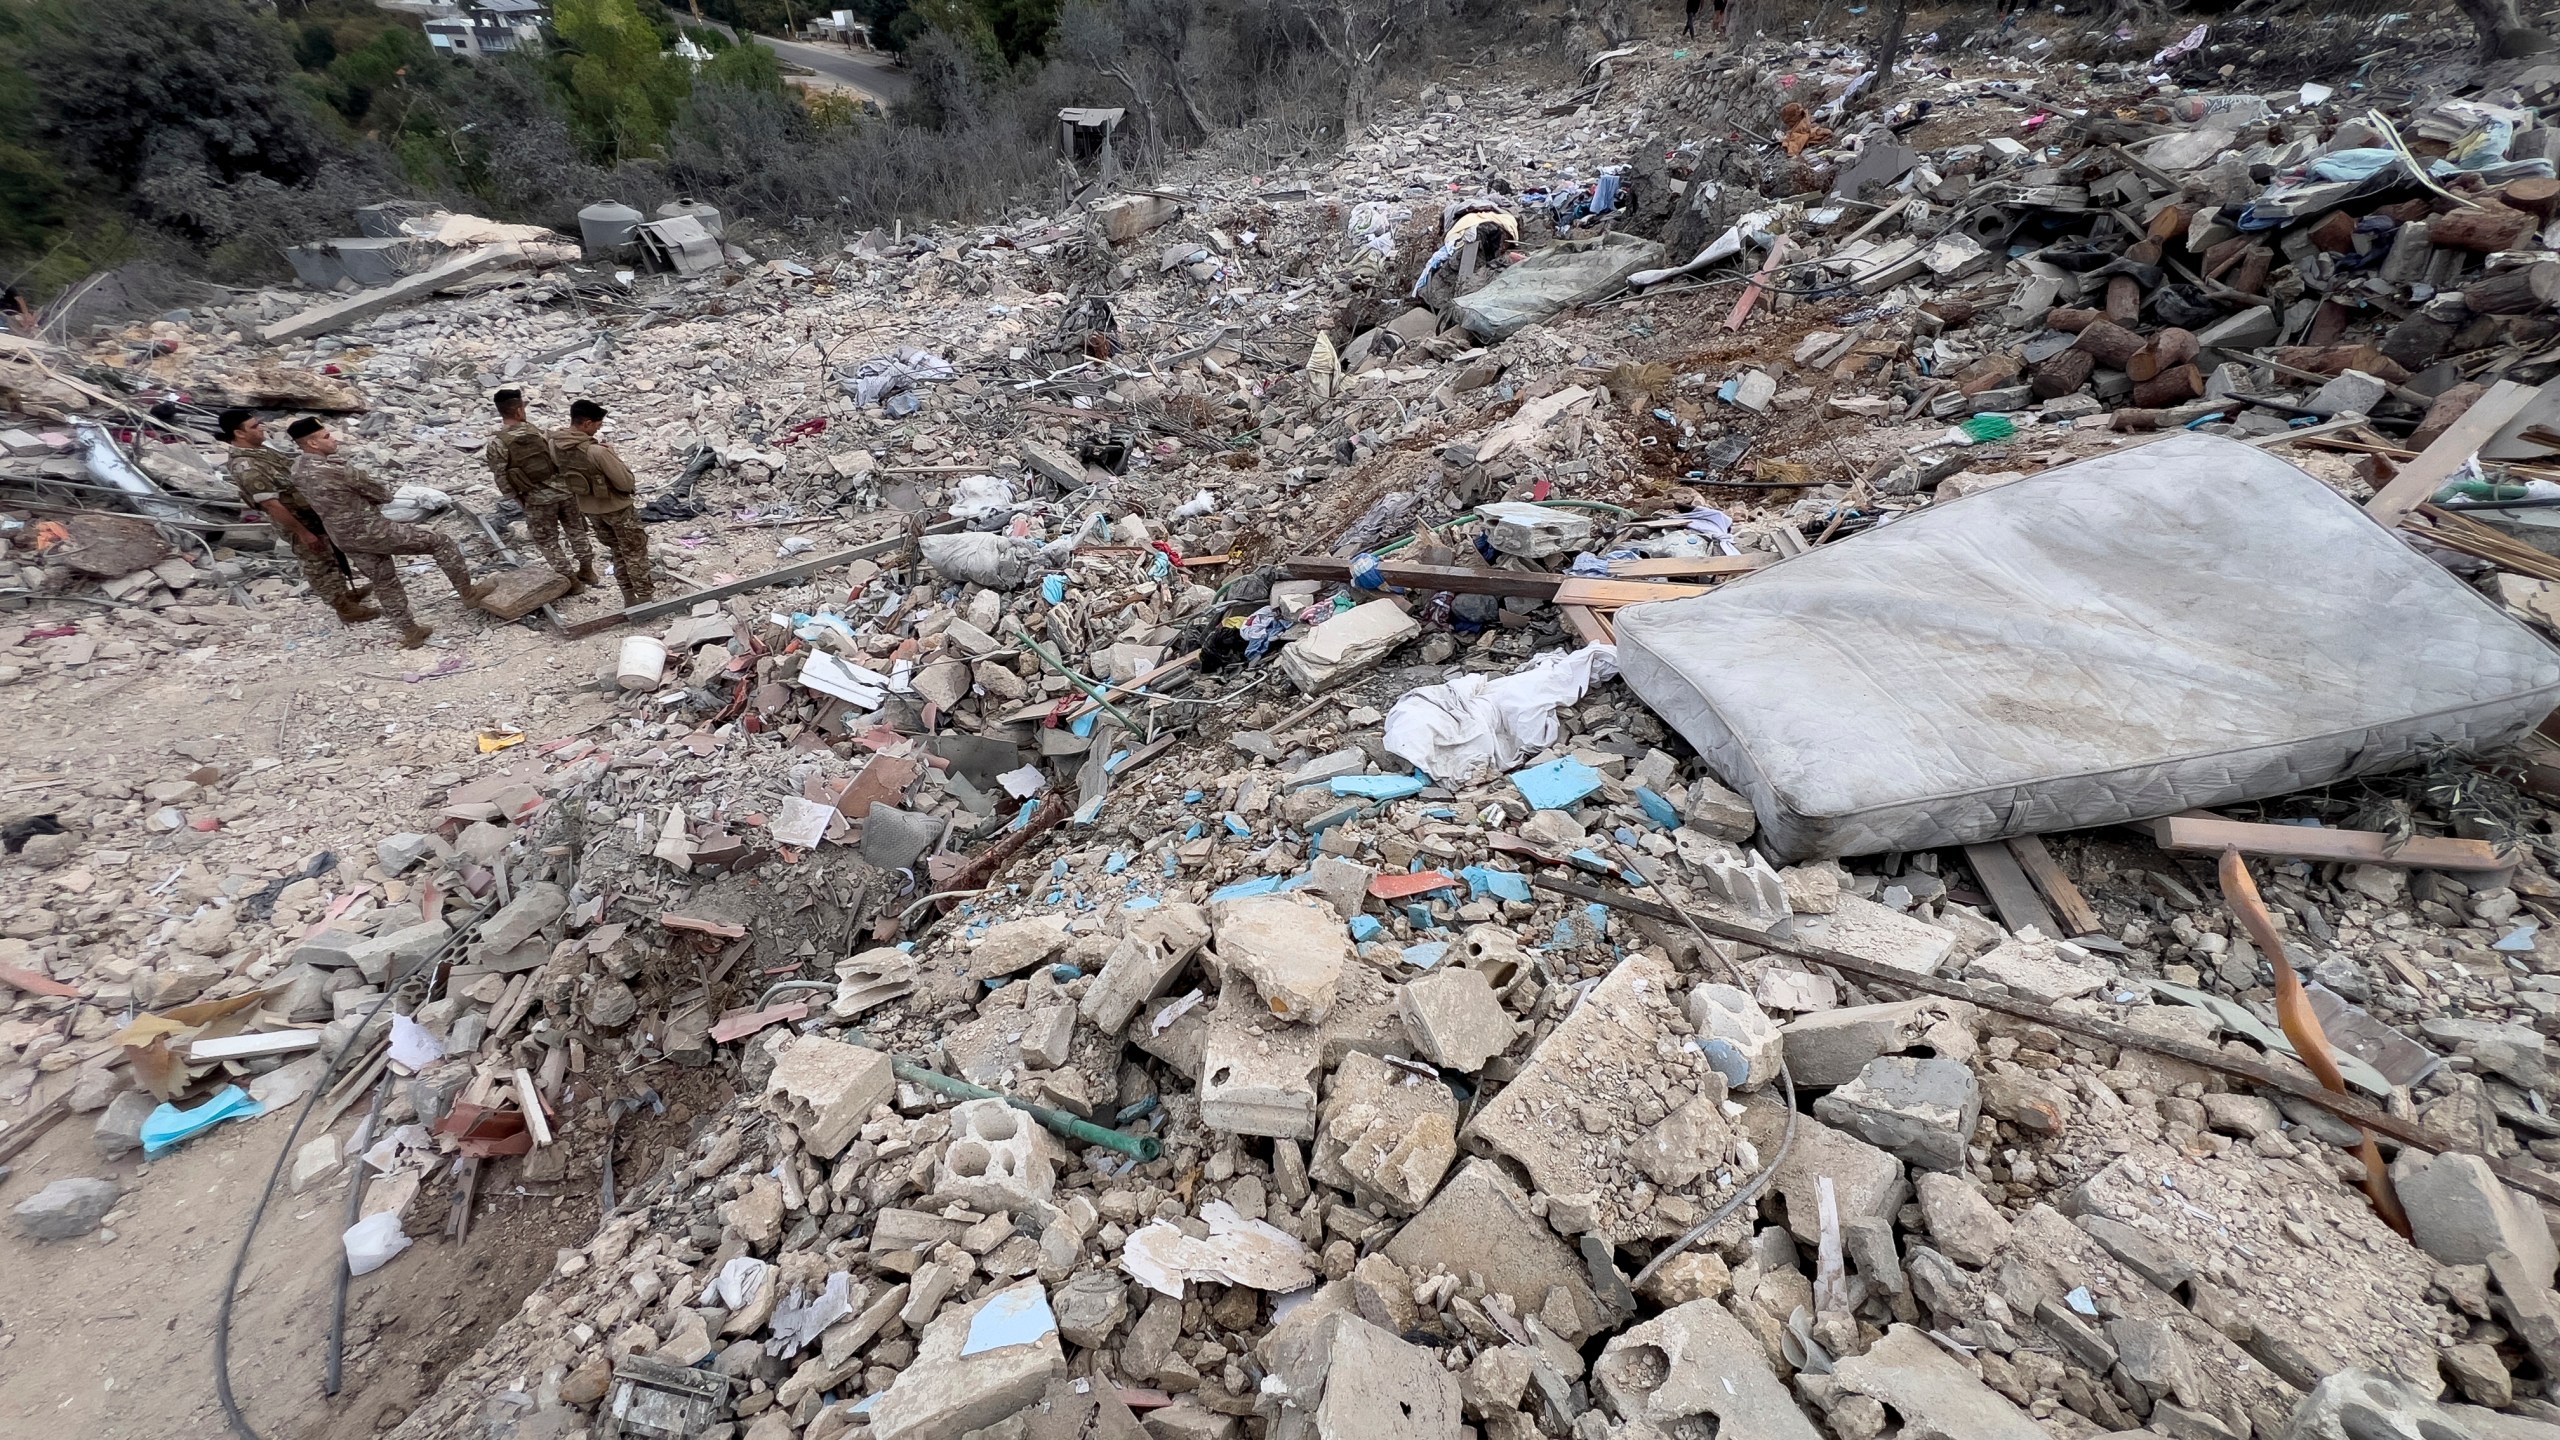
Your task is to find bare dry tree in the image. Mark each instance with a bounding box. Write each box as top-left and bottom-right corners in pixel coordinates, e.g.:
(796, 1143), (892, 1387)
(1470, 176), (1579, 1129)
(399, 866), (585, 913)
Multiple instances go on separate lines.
(1284, 0), (1423, 141)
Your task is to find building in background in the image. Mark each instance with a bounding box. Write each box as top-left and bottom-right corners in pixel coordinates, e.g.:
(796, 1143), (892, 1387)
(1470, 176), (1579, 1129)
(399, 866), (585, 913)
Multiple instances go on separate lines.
(419, 0), (549, 57)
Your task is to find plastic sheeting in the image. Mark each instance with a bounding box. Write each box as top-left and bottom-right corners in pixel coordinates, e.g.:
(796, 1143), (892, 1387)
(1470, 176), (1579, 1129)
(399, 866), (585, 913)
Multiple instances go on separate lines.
(1385, 643), (1619, 785)
(1453, 233), (1665, 341)
(1615, 435), (2560, 860)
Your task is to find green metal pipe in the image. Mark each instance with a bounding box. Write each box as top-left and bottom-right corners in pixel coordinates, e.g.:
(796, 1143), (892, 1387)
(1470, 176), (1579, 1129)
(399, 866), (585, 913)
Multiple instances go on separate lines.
(887, 1056), (1164, 1162)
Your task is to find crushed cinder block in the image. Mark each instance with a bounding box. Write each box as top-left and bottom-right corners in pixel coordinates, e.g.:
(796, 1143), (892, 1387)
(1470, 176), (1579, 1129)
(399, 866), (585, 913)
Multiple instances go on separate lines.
(763, 1035), (895, 1159)
(967, 915), (1073, 981)
(934, 1098), (1063, 1212)
(1914, 1172), (2013, 1268)
(1812, 1056), (1981, 1173)
(1687, 981), (1782, 1089)
(1310, 1051), (1459, 1214)
(1385, 1158), (1601, 1342)
(1211, 892), (1351, 1024)
(1963, 933), (2109, 1002)
(1594, 1297), (1820, 1438)
(1395, 966), (1518, 1071)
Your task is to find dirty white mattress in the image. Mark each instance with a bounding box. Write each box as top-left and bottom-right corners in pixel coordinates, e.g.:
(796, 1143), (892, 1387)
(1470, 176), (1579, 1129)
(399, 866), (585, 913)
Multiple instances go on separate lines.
(1614, 434), (2560, 860)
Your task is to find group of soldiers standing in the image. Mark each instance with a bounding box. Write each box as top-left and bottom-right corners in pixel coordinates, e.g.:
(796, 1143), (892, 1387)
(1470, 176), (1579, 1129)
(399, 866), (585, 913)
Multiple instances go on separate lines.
(217, 389), (655, 649)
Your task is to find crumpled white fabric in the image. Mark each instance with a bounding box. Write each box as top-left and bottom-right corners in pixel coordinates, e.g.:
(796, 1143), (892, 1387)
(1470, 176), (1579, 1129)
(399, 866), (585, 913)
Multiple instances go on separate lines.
(837, 346), (956, 406)
(1383, 643), (1618, 785)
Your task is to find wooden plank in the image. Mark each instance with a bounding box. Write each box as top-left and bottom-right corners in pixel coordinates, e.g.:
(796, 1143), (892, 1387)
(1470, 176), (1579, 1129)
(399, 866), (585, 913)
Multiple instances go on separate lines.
(1962, 842), (2059, 938)
(2153, 814), (2510, 870)
(2004, 835), (2103, 937)
(1551, 577), (1712, 607)
(514, 1067), (554, 1147)
(1281, 557), (1562, 599)
(563, 525), (951, 639)
(2365, 379), (2542, 527)
(0, 963), (80, 998)
(1561, 604), (1614, 645)
(1725, 236), (1796, 331)
(1604, 555), (1773, 578)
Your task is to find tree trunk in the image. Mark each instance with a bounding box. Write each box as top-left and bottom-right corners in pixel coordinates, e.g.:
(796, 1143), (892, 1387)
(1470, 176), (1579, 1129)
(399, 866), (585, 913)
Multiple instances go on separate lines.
(2073, 319), (2146, 369)
(2431, 203), (2534, 253)
(2464, 261), (2560, 314)
(1866, 0), (1911, 107)
(2453, 0), (2551, 57)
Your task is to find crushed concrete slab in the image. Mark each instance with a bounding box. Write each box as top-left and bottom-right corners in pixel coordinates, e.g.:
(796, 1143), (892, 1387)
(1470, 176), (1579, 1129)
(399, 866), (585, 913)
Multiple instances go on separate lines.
(1384, 1158), (1601, 1342)
(1594, 1297), (1821, 1438)
(1395, 966), (1518, 1071)
(1310, 1050), (1459, 1214)
(1262, 1311), (1462, 1440)
(762, 1035), (895, 1158)
(866, 1280), (1065, 1440)
(1832, 1324), (2051, 1440)
(1211, 893), (1350, 1024)
(1812, 1056), (1981, 1173)
(1781, 997), (1978, 1089)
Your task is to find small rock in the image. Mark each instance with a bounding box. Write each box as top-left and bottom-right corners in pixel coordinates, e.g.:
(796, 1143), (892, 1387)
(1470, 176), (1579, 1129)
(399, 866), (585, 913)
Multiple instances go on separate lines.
(13, 1176), (119, 1240)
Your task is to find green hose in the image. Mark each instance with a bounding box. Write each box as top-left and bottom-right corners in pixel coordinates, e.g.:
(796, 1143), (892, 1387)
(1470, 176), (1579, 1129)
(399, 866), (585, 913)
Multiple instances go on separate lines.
(887, 1056), (1165, 1162)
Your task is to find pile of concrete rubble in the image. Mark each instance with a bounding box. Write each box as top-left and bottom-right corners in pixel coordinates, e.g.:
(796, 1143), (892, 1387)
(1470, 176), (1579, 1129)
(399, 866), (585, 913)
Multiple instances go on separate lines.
(21, 21), (2560, 1440)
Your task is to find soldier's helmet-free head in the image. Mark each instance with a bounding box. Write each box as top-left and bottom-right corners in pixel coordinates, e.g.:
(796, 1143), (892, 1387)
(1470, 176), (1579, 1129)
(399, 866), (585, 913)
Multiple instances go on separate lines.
(570, 399), (607, 430)
(493, 387), (526, 418)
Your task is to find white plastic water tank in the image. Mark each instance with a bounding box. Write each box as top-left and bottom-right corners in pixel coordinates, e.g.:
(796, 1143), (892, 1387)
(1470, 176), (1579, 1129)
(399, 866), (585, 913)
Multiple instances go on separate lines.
(578, 201), (643, 255)
(655, 197), (725, 240)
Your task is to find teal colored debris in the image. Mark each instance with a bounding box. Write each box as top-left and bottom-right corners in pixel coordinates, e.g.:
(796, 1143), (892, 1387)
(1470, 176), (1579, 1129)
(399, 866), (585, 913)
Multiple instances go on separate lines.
(1104, 749), (1133, 773)
(1071, 712), (1097, 738)
(1040, 574), (1066, 604)
(1009, 799), (1038, 830)
(1509, 757), (1603, 811)
(1105, 852), (1131, 874)
(1221, 814), (1252, 838)
(1635, 787), (1680, 828)
(1183, 821), (1204, 841)
(1460, 866), (1532, 903)
(1330, 774), (1427, 801)
(1184, 790), (1204, 803)
(1051, 859), (1068, 878)
(1960, 413), (2016, 442)
(1305, 802), (1364, 836)
(142, 1084), (263, 1158)
(1566, 848), (1614, 873)
(1349, 915), (1382, 942)
(1123, 895), (1161, 911)
(1403, 902), (1434, 929)
(1209, 874), (1288, 903)
(1402, 941), (1450, 969)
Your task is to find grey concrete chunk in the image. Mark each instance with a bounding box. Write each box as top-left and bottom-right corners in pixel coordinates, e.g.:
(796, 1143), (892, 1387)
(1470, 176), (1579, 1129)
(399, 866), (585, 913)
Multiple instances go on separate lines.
(472, 881), (565, 957)
(867, 1279), (1065, 1440)
(1781, 997), (1976, 1088)
(1264, 1312), (1461, 1440)
(1211, 893), (1350, 1024)
(1740, 1097), (1910, 1248)
(1813, 1056), (1980, 1173)
(1594, 1297), (1821, 1438)
(1914, 1172), (2012, 1268)
(1833, 1324), (2050, 1440)
(1384, 1158), (1601, 1343)
(2393, 1151), (2559, 1282)
(1396, 966), (1518, 1072)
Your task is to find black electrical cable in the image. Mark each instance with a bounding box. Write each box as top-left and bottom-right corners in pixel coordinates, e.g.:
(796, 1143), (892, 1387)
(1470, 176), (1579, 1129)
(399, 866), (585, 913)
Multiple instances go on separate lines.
(214, 898), (494, 1440)
(323, 1073), (394, 1397)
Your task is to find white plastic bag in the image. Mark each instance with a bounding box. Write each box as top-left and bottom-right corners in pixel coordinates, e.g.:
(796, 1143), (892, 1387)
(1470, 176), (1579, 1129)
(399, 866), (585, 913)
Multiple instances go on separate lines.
(381, 485), (454, 523)
(1384, 644), (1619, 784)
(344, 1210), (412, 1276)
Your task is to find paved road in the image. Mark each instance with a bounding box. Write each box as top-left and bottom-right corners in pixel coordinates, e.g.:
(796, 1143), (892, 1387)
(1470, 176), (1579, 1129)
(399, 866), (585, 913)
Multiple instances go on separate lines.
(754, 35), (913, 107)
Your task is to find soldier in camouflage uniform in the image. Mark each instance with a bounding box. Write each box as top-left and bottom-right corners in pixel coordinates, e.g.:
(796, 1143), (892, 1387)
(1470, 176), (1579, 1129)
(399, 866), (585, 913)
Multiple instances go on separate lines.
(482, 388), (593, 588)
(286, 418), (492, 649)
(552, 399), (655, 607)
(217, 408), (377, 625)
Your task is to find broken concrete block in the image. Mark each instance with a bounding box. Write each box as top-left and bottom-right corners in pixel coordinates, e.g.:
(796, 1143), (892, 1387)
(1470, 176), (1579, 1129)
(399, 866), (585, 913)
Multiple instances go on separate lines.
(291, 1135), (343, 1193)
(1386, 1158), (1601, 1341)
(1311, 1051), (1459, 1215)
(342, 919), (452, 985)
(1095, 194), (1179, 243)
(1594, 1298), (1821, 1439)
(1687, 981), (1782, 1090)
(867, 1280), (1066, 1440)
(376, 832), (437, 876)
(1396, 966), (1518, 1071)
(1021, 1003), (1077, 1069)
(2393, 1151), (2559, 1282)
(1305, 855), (1377, 922)
(1278, 599), (1420, 693)
(1740, 1097), (1910, 1248)
(1812, 1056), (1981, 1173)
(1832, 1324), (2049, 1440)
(1463, 955), (1730, 1246)
(967, 915), (1073, 981)
(1211, 893), (1351, 1024)
(1683, 776), (1758, 841)
(1263, 1311), (1461, 1440)
(2280, 1369), (2532, 1440)
(1199, 1005), (1321, 1140)
(473, 881), (566, 957)
(1781, 997), (1977, 1089)
(763, 1035), (895, 1159)
(1790, 894), (1957, 975)
(1084, 933), (1183, 1034)
(1914, 1173), (2012, 1268)
(2070, 1212), (2194, 1296)
(935, 1097), (1063, 1212)
(1963, 934), (2108, 1002)
(1053, 1269), (1129, 1349)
